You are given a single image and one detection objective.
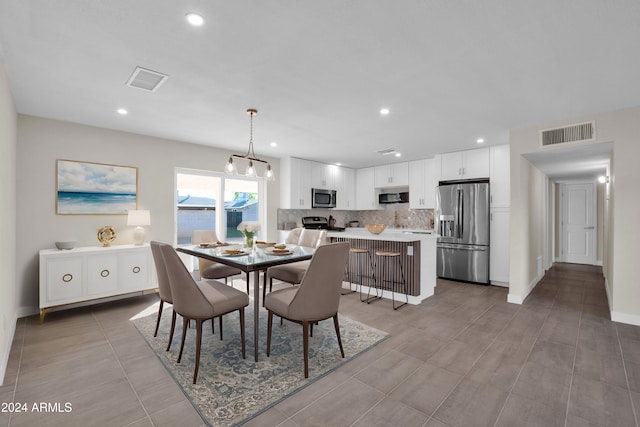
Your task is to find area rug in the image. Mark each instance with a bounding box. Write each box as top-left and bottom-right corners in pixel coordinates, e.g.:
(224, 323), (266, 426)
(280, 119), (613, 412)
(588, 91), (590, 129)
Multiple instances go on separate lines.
(133, 300), (388, 426)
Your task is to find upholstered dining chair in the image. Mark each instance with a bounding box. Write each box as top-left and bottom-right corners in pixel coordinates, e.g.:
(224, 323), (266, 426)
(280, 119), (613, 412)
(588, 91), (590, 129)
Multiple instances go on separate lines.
(150, 241), (176, 351)
(263, 228), (327, 304)
(265, 241), (350, 378)
(159, 242), (249, 384)
(192, 230), (246, 293)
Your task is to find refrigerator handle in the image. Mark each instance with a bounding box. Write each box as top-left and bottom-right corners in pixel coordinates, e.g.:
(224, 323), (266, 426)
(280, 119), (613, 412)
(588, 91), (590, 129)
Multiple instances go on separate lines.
(457, 189), (463, 239)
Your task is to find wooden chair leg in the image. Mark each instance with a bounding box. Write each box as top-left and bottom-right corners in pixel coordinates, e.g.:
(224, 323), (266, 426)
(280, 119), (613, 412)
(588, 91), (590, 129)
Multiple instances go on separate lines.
(154, 300), (164, 337)
(239, 309), (246, 359)
(211, 318), (215, 334)
(193, 319), (203, 384)
(167, 310), (177, 352)
(177, 316), (189, 363)
(303, 321), (309, 378)
(333, 315), (345, 358)
(267, 310), (273, 357)
(219, 316), (223, 340)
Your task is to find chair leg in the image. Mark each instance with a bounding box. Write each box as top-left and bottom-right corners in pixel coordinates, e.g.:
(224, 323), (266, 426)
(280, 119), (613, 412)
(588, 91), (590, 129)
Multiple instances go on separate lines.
(267, 311), (273, 357)
(211, 318), (215, 334)
(245, 272), (250, 295)
(166, 310), (177, 352)
(239, 309), (246, 359)
(177, 316), (189, 363)
(302, 321), (309, 378)
(219, 316), (223, 340)
(193, 319), (203, 384)
(262, 277), (269, 307)
(154, 300), (164, 337)
(333, 315), (345, 358)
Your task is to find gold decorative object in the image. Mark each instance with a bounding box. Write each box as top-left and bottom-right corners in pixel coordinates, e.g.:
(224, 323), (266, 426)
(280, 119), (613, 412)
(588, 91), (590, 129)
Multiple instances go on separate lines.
(97, 226), (117, 246)
(365, 224), (387, 234)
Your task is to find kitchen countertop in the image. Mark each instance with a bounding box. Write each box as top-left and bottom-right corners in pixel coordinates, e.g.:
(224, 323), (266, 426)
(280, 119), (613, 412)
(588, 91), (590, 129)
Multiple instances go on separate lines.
(327, 227), (438, 242)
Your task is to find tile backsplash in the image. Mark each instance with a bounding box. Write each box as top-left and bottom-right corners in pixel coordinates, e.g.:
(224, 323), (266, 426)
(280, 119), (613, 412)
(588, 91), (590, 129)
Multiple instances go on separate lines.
(278, 205), (434, 230)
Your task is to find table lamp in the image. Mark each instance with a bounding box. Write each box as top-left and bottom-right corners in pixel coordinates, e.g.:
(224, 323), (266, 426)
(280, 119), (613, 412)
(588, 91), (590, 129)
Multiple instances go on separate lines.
(127, 210), (151, 245)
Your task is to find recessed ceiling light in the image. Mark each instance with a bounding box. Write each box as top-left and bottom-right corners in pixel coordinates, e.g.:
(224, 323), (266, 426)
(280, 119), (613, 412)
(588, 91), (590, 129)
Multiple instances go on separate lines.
(476, 138), (485, 144)
(395, 152), (401, 157)
(185, 13), (205, 26)
(380, 108), (390, 115)
(336, 163), (341, 166)
(270, 141), (277, 147)
(117, 108), (128, 115)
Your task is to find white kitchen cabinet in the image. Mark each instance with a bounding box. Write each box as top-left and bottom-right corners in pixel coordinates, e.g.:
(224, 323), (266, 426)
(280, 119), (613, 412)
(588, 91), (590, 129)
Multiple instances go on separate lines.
(437, 147), (490, 181)
(311, 162), (337, 190)
(490, 144), (510, 207)
(335, 166), (356, 210)
(409, 158), (436, 209)
(39, 244), (156, 322)
(490, 207), (510, 285)
(374, 162), (409, 188)
(280, 157), (312, 209)
(356, 167), (380, 210)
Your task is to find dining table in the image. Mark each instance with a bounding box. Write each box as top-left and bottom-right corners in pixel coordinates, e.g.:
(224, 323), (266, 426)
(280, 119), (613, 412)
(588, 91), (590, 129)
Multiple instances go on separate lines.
(176, 243), (314, 362)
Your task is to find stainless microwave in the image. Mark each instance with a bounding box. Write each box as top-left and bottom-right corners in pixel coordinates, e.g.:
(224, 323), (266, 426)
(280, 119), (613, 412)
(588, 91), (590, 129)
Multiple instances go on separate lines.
(311, 188), (336, 208)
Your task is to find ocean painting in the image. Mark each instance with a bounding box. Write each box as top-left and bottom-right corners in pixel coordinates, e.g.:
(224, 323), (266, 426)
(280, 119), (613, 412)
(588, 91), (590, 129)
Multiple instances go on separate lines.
(56, 160), (138, 214)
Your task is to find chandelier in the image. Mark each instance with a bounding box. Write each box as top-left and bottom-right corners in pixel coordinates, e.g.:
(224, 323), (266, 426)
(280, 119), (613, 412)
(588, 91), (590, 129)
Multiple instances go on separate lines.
(224, 109), (275, 181)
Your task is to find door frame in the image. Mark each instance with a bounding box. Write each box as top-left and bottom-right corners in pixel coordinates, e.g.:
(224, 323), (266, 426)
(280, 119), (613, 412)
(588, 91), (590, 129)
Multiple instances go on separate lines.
(559, 180), (597, 265)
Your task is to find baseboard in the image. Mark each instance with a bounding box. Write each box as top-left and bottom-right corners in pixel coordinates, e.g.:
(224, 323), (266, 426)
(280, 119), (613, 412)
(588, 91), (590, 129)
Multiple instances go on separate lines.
(595, 259), (603, 266)
(507, 270), (544, 305)
(0, 311), (17, 386)
(611, 310), (640, 327)
(604, 277), (612, 314)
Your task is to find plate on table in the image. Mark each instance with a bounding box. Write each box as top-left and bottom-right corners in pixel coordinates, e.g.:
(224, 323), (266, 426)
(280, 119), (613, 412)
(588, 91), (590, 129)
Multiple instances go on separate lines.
(198, 241), (228, 248)
(265, 247), (293, 256)
(220, 249), (248, 257)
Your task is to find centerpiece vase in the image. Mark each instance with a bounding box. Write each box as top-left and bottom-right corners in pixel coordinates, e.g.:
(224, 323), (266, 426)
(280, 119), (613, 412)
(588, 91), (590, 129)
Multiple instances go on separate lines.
(244, 231), (255, 248)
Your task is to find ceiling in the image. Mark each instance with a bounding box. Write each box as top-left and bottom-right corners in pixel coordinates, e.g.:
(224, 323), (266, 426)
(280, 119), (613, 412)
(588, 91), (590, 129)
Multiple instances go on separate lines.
(1, 1), (638, 173)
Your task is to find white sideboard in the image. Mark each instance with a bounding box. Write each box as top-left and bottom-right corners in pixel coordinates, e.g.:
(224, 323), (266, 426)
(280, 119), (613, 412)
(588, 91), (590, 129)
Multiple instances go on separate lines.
(39, 244), (157, 322)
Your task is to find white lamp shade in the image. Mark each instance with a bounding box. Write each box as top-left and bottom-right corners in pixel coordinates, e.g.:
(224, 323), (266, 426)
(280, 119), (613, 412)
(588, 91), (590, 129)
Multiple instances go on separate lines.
(127, 210), (151, 226)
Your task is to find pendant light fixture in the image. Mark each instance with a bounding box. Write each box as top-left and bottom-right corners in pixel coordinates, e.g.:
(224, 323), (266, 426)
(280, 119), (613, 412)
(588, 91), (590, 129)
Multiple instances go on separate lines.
(224, 109), (275, 181)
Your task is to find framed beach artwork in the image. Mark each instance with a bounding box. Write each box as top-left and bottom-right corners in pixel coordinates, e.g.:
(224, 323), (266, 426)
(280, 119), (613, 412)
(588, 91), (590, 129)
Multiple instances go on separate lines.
(56, 159), (138, 215)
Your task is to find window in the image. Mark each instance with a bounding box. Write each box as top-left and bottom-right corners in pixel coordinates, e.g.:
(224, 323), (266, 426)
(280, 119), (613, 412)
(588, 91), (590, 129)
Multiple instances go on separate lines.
(176, 169), (264, 246)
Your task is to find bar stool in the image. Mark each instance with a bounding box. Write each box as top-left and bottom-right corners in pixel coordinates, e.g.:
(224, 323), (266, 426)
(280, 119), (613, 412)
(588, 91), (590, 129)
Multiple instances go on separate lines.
(344, 248), (377, 302)
(375, 250), (408, 310)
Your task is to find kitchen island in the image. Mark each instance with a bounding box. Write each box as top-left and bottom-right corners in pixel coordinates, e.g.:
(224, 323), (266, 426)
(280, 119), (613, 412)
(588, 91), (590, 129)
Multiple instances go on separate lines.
(327, 228), (437, 305)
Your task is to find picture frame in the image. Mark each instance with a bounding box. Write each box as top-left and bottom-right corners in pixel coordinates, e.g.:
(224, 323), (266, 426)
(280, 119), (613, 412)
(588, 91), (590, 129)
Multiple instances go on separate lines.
(56, 159), (138, 215)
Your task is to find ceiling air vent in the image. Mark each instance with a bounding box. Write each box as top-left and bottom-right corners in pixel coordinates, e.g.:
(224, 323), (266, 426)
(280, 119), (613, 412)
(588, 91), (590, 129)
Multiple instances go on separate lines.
(125, 67), (168, 92)
(376, 148), (398, 156)
(540, 121), (595, 147)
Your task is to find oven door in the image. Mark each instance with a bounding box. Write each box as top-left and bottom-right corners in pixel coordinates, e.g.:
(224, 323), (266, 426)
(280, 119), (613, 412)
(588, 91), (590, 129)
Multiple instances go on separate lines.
(312, 189), (336, 208)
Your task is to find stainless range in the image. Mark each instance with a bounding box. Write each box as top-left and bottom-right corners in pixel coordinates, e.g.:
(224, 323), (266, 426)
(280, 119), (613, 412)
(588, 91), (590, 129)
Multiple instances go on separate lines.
(301, 216), (345, 232)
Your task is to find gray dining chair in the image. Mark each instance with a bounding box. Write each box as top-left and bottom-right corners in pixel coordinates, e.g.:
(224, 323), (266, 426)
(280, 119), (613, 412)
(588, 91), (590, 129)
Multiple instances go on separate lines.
(159, 242), (249, 384)
(150, 241), (176, 351)
(263, 228), (327, 304)
(192, 230), (246, 293)
(265, 241), (350, 378)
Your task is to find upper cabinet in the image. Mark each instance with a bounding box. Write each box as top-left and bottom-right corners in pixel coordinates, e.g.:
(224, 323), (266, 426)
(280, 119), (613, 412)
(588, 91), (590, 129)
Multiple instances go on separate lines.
(374, 162), (409, 188)
(437, 147), (490, 181)
(311, 162), (337, 190)
(356, 167), (380, 210)
(490, 144), (510, 207)
(280, 157), (312, 209)
(335, 167), (356, 210)
(409, 158), (436, 209)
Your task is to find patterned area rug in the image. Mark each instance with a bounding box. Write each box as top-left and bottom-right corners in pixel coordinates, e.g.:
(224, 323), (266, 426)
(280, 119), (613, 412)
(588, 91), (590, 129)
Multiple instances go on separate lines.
(133, 300), (388, 427)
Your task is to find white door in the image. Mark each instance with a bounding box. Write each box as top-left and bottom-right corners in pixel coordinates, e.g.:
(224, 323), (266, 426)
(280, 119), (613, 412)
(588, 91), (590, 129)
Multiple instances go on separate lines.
(561, 183), (595, 264)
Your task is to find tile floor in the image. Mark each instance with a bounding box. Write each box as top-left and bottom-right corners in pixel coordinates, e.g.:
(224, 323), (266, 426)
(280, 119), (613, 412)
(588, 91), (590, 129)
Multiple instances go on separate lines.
(1, 263), (639, 426)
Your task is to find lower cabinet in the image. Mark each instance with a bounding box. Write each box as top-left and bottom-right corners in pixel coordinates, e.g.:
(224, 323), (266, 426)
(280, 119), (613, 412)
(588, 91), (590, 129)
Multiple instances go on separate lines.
(39, 244), (157, 322)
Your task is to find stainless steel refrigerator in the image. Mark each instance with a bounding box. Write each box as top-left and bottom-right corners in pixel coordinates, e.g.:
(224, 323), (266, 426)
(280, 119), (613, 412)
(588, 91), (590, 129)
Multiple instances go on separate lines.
(436, 180), (490, 284)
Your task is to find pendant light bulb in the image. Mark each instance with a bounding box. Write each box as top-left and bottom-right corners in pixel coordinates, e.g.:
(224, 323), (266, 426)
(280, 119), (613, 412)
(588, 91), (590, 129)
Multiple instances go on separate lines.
(225, 156), (236, 174)
(245, 160), (256, 177)
(265, 164), (275, 181)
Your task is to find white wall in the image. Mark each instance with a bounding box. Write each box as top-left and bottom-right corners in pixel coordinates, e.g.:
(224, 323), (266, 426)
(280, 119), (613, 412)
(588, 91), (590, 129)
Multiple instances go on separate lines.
(16, 115), (280, 316)
(0, 52), (18, 384)
(509, 106), (640, 325)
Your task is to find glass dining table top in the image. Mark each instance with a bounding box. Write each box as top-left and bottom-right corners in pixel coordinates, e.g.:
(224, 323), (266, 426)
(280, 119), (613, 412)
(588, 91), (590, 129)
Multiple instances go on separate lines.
(176, 244), (314, 271)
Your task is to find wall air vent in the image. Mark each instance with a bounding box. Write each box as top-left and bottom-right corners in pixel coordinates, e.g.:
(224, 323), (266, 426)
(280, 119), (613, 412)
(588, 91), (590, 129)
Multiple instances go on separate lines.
(376, 148), (397, 156)
(540, 121), (595, 147)
(125, 67), (168, 92)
